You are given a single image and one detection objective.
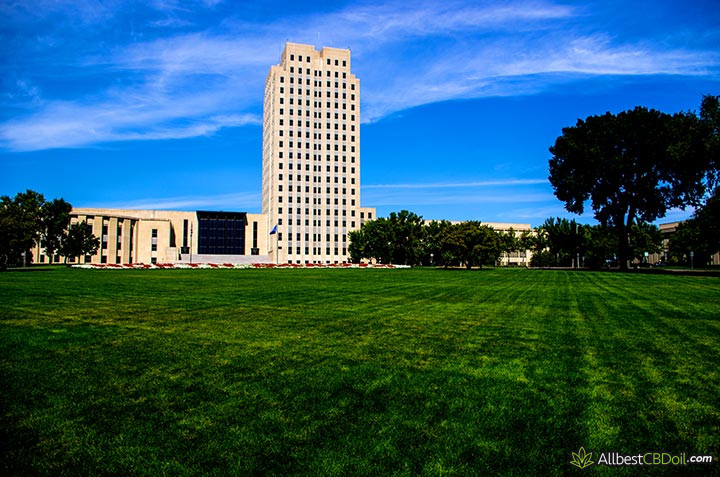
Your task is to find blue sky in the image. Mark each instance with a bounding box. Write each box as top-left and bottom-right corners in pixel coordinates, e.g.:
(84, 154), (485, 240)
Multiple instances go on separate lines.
(1, 0), (719, 226)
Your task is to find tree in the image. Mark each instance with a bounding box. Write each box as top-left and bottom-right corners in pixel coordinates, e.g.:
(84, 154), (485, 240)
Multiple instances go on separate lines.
(0, 190), (45, 269)
(60, 221), (99, 264)
(628, 222), (663, 263)
(498, 228), (518, 262)
(583, 225), (618, 269)
(387, 210), (425, 265)
(348, 210), (425, 265)
(439, 222), (503, 269)
(348, 217), (393, 264)
(537, 217), (587, 267)
(40, 198), (72, 263)
(669, 187), (720, 265)
(549, 97), (719, 269)
(348, 228), (366, 263)
(420, 220), (451, 266)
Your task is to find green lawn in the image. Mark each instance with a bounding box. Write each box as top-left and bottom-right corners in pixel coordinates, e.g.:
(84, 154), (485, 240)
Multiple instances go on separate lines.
(1, 268), (719, 476)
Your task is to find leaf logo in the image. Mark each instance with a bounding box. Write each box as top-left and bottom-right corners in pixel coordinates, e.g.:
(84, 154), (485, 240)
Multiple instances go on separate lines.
(570, 447), (594, 469)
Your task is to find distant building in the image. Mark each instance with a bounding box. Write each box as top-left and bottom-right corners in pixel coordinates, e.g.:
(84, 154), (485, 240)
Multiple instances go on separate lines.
(262, 42), (375, 264)
(34, 208), (269, 265)
(484, 222), (533, 266)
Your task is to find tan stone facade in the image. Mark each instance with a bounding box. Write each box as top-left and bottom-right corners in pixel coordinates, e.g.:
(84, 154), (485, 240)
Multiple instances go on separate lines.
(35, 208), (268, 265)
(262, 43), (375, 264)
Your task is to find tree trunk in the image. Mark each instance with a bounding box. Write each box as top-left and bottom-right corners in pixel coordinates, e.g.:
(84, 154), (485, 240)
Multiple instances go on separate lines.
(617, 225), (630, 270)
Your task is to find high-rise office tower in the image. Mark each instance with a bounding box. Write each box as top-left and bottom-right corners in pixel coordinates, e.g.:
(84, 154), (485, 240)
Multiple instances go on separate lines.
(262, 42), (375, 264)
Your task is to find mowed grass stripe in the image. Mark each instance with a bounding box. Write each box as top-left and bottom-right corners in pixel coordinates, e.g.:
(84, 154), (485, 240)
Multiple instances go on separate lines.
(1, 268), (719, 476)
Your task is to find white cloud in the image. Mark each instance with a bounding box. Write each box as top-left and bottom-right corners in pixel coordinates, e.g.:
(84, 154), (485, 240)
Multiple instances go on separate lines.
(90, 191), (261, 210)
(364, 179), (548, 189)
(363, 189), (555, 207)
(0, 95), (260, 150)
(1, 0), (718, 151)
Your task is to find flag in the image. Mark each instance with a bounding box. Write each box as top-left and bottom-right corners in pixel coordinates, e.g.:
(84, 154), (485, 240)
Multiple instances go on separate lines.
(269, 225), (278, 235)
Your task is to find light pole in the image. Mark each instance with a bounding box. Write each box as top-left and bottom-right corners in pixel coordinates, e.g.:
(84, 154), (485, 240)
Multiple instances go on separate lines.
(189, 222), (193, 264)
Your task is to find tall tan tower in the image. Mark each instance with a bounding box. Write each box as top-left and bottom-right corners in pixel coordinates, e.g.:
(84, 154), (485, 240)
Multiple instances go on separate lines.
(262, 42), (375, 264)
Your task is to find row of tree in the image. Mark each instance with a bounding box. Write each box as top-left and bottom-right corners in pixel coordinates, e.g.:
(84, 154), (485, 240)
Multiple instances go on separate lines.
(347, 210), (670, 269)
(348, 210), (517, 268)
(0, 190), (99, 269)
(526, 217), (664, 268)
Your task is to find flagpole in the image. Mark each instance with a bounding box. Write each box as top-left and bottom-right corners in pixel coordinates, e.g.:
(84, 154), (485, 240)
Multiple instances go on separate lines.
(269, 224), (279, 264)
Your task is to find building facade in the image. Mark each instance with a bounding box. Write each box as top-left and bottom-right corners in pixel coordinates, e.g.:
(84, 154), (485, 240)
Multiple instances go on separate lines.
(34, 208), (269, 265)
(262, 42), (375, 264)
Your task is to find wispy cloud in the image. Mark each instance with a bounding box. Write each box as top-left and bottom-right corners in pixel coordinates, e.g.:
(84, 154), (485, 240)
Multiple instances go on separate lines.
(89, 191), (261, 211)
(363, 189), (555, 207)
(0, 96), (260, 151)
(364, 179), (548, 189)
(1, 0), (718, 151)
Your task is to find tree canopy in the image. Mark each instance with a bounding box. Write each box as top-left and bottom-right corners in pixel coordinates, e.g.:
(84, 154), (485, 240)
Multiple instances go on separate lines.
(439, 221), (503, 269)
(350, 212), (504, 268)
(61, 221), (100, 264)
(0, 190), (45, 269)
(40, 198), (73, 263)
(549, 96), (719, 269)
(0, 190), (83, 269)
(348, 210), (425, 265)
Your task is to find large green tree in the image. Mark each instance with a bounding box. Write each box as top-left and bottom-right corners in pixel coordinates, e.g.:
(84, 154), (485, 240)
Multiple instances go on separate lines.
(40, 198), (73, 263)
(348, 217), (393, 264)
(439, 222), (503, 269)
(60, 221), (100, 264)
(549, 96), (719, 269)
(348, 210), (425, 265)
(387, 210), (425, 265)
(0, 190), (45, 269)
(420, 220), (451, 266)
(537, 217), (586, 267)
